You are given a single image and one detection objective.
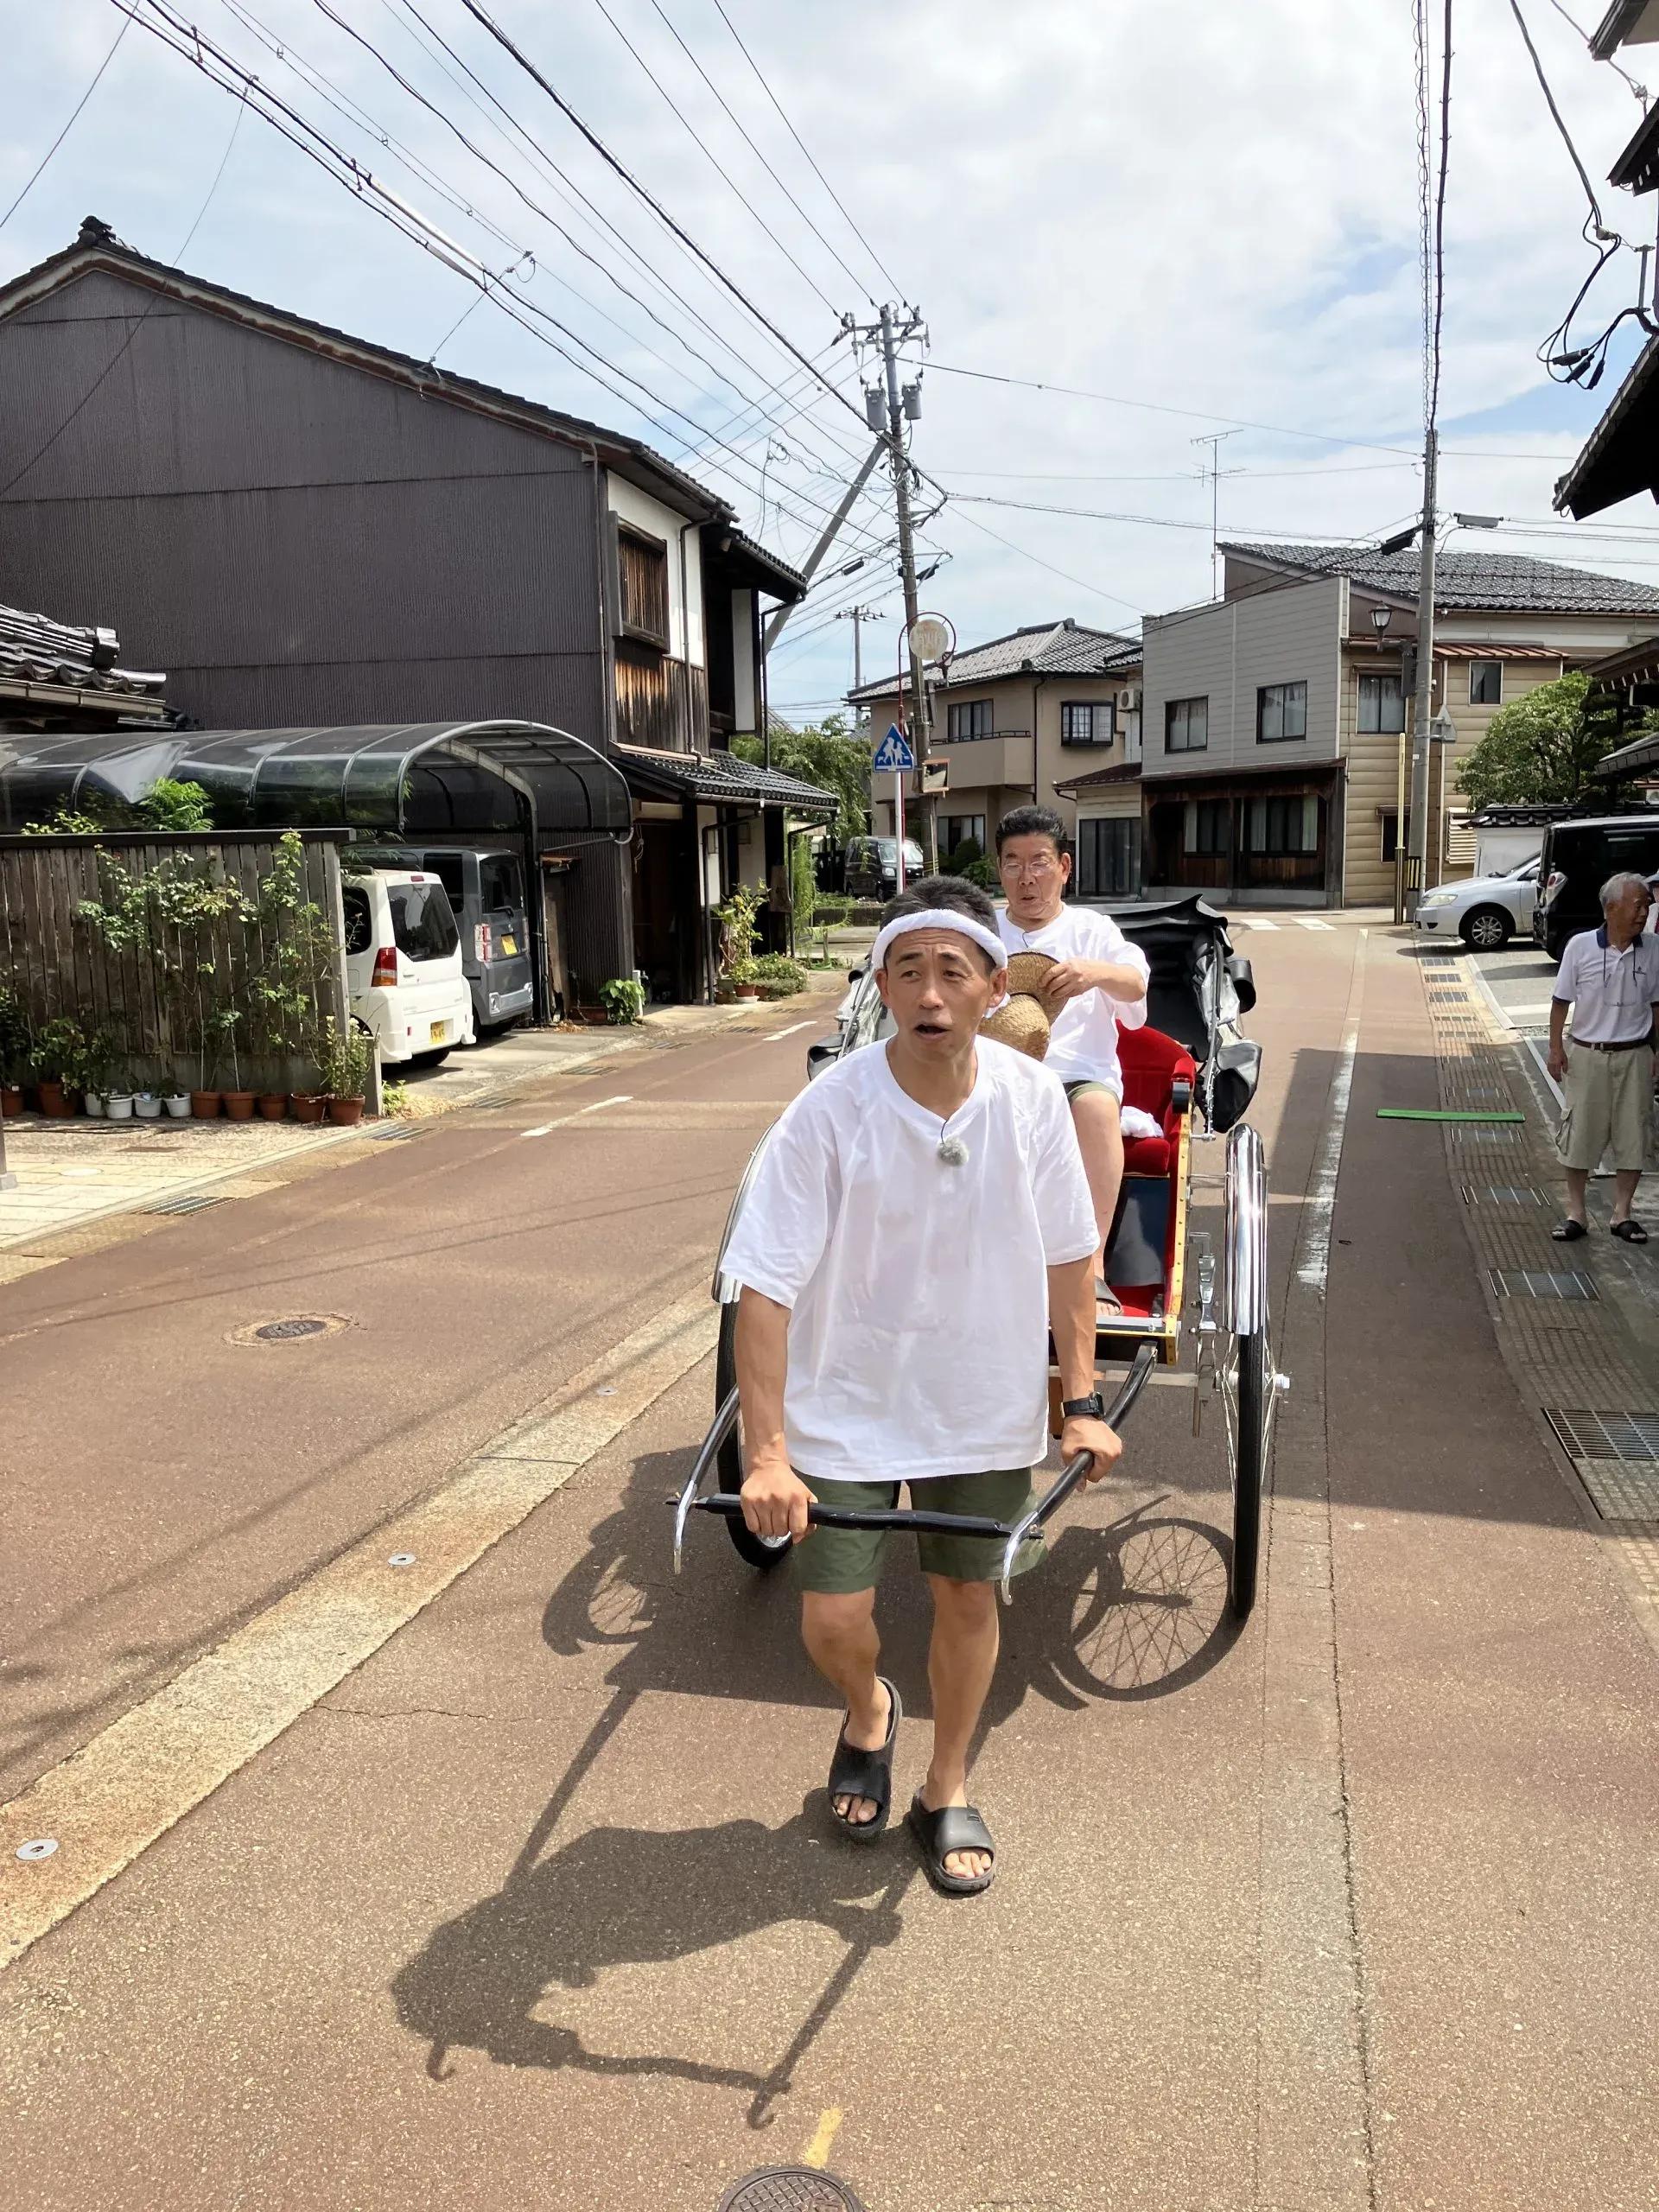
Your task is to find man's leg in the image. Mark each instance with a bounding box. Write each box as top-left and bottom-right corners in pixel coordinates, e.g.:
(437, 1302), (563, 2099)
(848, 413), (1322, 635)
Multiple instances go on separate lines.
(1562, 1166), (1590, 1227)
(801, 1589), (889, 1827)
(1068, 1085), (1125, 1295)
(1610, 1167), (1642, 1227)
(920, 1573), (1001, 1881)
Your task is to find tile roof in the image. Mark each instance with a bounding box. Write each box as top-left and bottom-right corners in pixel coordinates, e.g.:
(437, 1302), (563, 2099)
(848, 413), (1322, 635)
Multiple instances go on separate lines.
(848, 620), (1141, 702)
(1554, 334), (1659, 520)
(1052, 761), (1142, 794)
(0, 601), (166, 715)
(1219, 538), (1659, 615)
(0, 222), (804, 600)
(615, 744), (837, 811)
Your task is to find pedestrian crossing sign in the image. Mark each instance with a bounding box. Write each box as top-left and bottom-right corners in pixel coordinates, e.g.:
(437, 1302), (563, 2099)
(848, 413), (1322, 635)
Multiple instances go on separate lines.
(872, 724), (915, 772)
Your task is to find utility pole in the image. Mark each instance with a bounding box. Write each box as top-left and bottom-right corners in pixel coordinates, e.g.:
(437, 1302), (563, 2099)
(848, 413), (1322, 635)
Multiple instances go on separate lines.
(844, 302), (934, 868)
(1408, 429), (1439, 912)
(836, 604), (880, 694)
(1192, 429), (1241, 599)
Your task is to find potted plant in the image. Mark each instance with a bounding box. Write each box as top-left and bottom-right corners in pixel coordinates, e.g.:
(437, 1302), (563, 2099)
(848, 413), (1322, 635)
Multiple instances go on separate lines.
(730, 960), (761, 1001)
(163, 1085), (191, 1118)
(598, 976), (646, 1025)
(317, 1016), (372, 1125)
(0, 993), (27, 1116)
(31, 1015), (84, 1116)
(79, 1022), (124, 1117)
(715, 883), (764, 998)
(257, 1089), (289, 1120)
(214, 1007), (254, 1120)
(747, 953), (807, 1000)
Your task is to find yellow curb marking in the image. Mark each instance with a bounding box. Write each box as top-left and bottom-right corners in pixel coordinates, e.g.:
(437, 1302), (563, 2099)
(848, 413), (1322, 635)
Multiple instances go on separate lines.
(802, 2107), (844, 2169)
(0, 1287), (719, 1971)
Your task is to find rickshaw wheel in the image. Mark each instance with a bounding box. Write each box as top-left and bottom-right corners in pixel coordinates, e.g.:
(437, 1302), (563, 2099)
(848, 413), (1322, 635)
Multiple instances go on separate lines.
(1224, 1326), (1268, 1620)
(715, 1303), (791, 1572)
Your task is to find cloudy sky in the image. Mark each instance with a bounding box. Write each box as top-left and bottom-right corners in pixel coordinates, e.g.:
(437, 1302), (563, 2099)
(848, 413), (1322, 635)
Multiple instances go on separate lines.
(4, 0), (1658, 723)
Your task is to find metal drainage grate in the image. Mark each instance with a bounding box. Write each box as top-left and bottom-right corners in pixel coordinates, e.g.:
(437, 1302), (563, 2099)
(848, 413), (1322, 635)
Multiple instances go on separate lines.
(1545, 1408), (1659, 1464)
(145, 1192), (228, 1217)
(1489, 1268), (1599, 1302)
(228, 1313), (350, 1346)
(368, 1122), (421, 1142)
(718, 2174), (868, 2212)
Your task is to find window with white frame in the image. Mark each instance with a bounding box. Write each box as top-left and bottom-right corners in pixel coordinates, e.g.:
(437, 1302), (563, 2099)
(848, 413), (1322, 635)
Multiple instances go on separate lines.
(1166, 696), (1208, 753)
(1060, 700), (1115, 747)
(946, 699), (994, 741)
(1256, 681), (1308, 742)
(1469, 659), (1502, 706)
(1358, 671), (1406, 734)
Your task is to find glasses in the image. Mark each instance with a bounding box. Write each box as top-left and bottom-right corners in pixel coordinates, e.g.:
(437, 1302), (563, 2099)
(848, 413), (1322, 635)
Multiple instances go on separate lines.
(1001, 856), (1059, 880)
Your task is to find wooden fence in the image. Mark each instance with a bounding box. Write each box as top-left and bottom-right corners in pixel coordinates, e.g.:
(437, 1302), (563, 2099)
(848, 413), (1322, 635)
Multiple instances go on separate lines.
(0, 830), (351, 1094)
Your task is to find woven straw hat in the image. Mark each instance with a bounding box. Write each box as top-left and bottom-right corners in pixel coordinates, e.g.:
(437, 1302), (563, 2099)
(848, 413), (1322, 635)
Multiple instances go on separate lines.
(1004, 950), (1057, 1001)
(980, 991), (1051, 1060)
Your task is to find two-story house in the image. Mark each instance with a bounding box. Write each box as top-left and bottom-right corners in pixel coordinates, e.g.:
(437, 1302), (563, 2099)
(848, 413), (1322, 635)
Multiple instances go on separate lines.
(847, 619), (1142, 867)
(1140, 541), (1659, 906)
(0, 219), (830, 1007)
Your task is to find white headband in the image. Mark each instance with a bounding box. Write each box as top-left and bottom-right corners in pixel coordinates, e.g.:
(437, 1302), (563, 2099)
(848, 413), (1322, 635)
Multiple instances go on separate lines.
(871, 907), (1008, 976)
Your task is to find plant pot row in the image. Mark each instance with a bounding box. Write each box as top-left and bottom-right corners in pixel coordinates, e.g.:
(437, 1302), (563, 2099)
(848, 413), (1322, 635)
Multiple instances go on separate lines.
(1, 1084), (365, 1125)
(187, 1090), (365, 1125)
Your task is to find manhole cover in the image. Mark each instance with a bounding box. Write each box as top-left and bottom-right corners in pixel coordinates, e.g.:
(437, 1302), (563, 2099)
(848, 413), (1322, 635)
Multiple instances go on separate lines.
(228, 1313), (351, 1345)
(718, 2173), (867, 2212)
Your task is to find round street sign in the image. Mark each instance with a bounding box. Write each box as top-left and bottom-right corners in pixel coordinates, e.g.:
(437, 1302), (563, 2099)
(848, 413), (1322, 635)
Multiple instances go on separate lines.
(907, 614), (950, 663)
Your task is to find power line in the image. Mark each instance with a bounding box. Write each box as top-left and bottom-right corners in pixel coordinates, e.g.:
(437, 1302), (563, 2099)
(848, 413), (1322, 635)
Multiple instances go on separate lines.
(111, 4), (879, 547)
(0, 10), (134, 235)
(452, 0), (873, 431)
(707, 0), (901, 297)
(298, 0), (868, 481)
(944, 507), (1145, 618)
(1431, 0), (1452, 435)
(1541, 0), (1649, 99)
(378, 0), (873, 474)
(638, 0), (876, 302)
(1507, 0), (1611, 232)
(948, 493), (1389, 539)
(586, 0), (838, 312)
(2, 88), (248, 500)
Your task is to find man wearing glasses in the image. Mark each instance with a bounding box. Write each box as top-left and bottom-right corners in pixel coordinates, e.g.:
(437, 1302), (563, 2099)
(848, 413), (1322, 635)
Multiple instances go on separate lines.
(1548, 871), (1659, 1246)
(995, 805), (1151, 1308)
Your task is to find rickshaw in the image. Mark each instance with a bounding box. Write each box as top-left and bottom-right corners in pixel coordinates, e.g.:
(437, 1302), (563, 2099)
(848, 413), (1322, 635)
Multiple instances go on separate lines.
(673, 895), (1284, 1622)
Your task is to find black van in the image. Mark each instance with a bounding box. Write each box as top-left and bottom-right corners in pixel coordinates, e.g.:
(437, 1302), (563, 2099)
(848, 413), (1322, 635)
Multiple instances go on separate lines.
(356, 845), (535, 1031)
(1532, 811), (1659, 960)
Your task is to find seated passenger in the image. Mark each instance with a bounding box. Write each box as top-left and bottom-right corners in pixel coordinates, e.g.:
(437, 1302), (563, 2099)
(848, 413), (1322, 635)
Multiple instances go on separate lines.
(994, 805), (1151, 1311)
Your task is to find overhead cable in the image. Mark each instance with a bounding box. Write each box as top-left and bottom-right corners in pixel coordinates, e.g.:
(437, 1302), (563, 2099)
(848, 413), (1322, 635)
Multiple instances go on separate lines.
(587, 0), (838, 312)
(451, 0), (873, 431)
(0, 10), (134, 235)
(708, 0), (900, 296)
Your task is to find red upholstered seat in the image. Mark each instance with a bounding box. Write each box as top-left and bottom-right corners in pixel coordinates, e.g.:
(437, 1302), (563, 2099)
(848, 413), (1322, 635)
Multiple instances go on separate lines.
(1103, 1023), (1195, 1305)
(1117, 1023), (1197, 1154)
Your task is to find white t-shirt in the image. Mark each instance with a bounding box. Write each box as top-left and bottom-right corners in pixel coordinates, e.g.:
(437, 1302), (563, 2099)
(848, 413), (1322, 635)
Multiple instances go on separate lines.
(995, 902), (1150, 1090)
(1553, 925), (1659, 1044)
(719, 1039), (1098, 1484)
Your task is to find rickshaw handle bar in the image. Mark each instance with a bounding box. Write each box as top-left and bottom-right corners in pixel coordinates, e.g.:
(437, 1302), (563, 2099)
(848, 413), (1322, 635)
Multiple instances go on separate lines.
(674, 1344), (1159, 1589)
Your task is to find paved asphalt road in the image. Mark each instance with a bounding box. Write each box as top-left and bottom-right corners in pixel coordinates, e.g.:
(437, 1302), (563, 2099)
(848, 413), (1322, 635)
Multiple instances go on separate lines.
(2, 924), (1656, 2211)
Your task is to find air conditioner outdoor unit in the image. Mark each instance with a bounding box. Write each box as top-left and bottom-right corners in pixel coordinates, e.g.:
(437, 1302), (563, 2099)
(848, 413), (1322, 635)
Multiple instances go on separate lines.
(1117, 685), (1142, 711)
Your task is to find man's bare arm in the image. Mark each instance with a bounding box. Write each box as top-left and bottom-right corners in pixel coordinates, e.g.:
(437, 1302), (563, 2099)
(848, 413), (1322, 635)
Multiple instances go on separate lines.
(1548, 995), (1570, 1081)
(733, 1285), (816, 1541)
(1047, 1255), (1125, 1485)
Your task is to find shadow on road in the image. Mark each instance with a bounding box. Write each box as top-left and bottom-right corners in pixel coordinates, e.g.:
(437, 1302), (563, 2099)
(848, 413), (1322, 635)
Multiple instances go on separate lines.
(391, 1444), (1237, 2114)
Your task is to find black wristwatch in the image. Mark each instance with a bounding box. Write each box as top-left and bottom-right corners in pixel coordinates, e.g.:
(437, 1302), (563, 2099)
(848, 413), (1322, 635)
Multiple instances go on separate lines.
(1062, 1392), (1105, 1420)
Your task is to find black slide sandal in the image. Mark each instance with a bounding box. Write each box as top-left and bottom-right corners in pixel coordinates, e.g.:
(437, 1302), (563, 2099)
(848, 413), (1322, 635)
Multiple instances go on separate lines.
(906, 1794), (995, 1896)
(1611, 1218), (1649, 1243)
(826, 1678), (900, 1842)
(1551, 1219), (1587, 1242)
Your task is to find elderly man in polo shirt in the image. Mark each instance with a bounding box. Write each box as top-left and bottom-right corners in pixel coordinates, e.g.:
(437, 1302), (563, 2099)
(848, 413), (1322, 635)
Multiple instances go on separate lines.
(1548, 871), (1659, 1246)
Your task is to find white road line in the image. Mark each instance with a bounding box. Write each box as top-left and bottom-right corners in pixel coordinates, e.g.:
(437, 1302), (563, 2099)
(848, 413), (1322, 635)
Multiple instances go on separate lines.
(1241, 918), (1280, 931)
(1295, 935), (1365, 1294)
(519, 1094), (632, 1137)
(0, 1287), (719, 1971)
(1298, 918), (1336, 931)
(765, 1020), (815, 1041)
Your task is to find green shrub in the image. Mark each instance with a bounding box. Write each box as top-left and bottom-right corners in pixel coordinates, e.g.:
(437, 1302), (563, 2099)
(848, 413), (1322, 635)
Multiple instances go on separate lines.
(600, 976), (646, 1024)
(747, 953), (806, 994)
(961, 855), (1000, 891)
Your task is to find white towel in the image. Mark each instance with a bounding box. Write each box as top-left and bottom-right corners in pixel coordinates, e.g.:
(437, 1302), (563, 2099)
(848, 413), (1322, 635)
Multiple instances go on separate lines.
(1121, 1104), (1161, 1141)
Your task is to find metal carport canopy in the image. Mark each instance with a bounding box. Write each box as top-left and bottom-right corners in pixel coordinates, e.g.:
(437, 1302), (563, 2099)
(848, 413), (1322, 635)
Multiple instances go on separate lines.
(0, 721), (631, 836)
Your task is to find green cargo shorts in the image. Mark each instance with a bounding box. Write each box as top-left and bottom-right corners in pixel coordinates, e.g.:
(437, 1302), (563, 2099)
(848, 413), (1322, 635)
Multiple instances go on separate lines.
(789, 1467), (1043, 1594)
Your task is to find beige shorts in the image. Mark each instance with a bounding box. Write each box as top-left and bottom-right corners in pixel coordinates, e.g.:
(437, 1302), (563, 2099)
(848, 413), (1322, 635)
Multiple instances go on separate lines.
(1556, 1042), (1656, 1173)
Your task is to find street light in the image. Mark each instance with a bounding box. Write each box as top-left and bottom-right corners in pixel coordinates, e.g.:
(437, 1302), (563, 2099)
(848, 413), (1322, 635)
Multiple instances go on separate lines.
(1370, 606), (1393, 635)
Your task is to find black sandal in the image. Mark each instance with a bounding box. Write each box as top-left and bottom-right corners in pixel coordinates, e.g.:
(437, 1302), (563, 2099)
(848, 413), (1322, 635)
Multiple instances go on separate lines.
(1611, 1218), (1649, 1243)
(1551, 1218), (1588, 1242)
(906, 1793), (995, 1896)
(826, 1678), (900, 1842)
